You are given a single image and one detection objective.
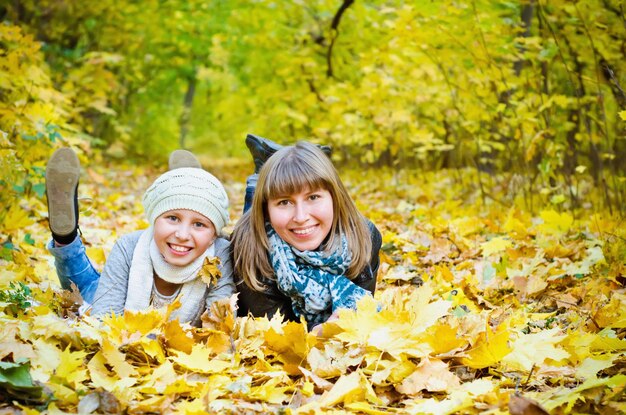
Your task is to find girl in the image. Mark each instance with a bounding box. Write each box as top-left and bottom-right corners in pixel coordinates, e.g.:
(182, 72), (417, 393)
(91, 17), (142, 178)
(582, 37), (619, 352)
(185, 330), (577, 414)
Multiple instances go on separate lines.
(232, 139), (382, 329)
(45, 148), (234, 326)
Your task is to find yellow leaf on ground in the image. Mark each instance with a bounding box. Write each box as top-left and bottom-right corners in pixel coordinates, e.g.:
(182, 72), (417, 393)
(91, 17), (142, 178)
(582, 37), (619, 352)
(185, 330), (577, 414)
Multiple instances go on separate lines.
(503, 328), (570, 372)
(54, 346), (88, 388)
(318, 371), (363, 407)
(460, 323), (512, 369)
(85, 247), (106, 267)
(576, 355), (617, 380)
(170, 344), (232, 373)
(101, 338), (137, 378)
(3, 204), (34, 232)
(481, 236), (512, 257)
(162, 319), (195, 353)
(265, 320), (316, 375)
(396, 358), (460, 395)
(424, 322), (466, 355)
(88, 351), (137, 394)
(536, 210), (573, 236)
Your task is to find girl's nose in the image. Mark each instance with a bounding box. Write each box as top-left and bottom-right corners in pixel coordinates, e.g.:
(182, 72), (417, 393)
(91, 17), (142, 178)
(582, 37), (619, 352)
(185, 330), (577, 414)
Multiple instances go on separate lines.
(175, 225), (191, 240)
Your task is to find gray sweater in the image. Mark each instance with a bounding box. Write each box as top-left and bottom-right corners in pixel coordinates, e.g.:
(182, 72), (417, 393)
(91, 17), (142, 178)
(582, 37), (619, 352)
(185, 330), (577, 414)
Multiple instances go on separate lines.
(91, 230), (234, 325)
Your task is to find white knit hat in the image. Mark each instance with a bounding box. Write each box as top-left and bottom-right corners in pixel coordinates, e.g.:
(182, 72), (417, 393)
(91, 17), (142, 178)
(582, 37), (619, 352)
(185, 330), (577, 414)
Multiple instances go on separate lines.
(142, 167), (229, 234)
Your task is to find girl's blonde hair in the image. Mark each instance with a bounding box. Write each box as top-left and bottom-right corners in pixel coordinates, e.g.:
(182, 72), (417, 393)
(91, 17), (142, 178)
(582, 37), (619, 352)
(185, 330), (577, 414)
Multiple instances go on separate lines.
(232, 141), (372, 291)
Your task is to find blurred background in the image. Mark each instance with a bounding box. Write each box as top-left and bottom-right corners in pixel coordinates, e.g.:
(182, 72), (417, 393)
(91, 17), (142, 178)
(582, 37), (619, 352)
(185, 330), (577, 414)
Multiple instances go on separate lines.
(1, 0), (625, 215)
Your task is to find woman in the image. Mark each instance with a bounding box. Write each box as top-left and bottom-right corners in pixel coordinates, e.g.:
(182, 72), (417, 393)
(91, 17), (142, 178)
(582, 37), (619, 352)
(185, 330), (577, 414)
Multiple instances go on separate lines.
(232, 137), (382, 328)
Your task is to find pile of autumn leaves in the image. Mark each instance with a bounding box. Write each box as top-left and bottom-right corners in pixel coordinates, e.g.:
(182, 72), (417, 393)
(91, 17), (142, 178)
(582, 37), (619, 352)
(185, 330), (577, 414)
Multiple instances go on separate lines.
(1, 164), (625, 414)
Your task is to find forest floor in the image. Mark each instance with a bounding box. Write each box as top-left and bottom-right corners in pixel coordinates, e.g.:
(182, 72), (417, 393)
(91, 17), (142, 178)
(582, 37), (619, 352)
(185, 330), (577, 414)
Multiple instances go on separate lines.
(1, 160), (625, 414)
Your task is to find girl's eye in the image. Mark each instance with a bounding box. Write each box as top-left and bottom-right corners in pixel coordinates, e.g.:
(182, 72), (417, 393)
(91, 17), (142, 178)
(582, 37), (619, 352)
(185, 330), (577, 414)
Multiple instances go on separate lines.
(193, 222), (206, 228)
(166, 215), (179, 221)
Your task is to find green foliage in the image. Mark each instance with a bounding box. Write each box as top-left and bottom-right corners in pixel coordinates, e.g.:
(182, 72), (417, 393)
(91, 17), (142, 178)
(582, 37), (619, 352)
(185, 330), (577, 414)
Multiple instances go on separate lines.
(1, 1), (625, 212)
(0, 359), (43, 402)
(0, 281), (32, 316)
(0, 24), (74, 229)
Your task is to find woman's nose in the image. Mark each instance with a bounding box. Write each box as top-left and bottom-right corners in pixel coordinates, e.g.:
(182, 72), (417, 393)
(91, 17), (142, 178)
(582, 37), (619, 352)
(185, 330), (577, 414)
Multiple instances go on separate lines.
(293, 203), (309, 222)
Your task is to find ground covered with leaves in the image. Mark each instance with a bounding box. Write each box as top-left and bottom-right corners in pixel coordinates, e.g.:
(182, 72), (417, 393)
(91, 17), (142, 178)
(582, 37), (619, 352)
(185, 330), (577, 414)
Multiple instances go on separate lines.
(1, 161), (625, 414)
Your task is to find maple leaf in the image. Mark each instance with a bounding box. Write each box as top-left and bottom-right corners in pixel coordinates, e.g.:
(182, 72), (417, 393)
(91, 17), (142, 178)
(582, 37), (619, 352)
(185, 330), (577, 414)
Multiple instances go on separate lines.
(265, 320), (316, 375)
(307, 342), (365, 378)
(575, 354), (617, 380)
(87, 351), (137, 394)
(481, 236), (512, 257)
(460, 322), (512, 369)
(396, 358), (460, 395)
(101, 337), (137, 378)
(536, 209), (573, 236)
(540, 374), (626, 411)
(503, 328), (570, 372)
(169, 344), (233, 373)
(508, 393), (549, 415)
(368, 356), (417, 386)
(423, 322), (466, 355)
(593, 293), (626, 328)
(333, 285), (450, 359)
(201, 293), (238, 334)
(0, 320), (35, 361)
(309, 370), (378, 408)
(162, 318), (195, 354)
(103, 308), (166, 340)
(197, 256), (222, 287)
(53, 346), (88, 388)
(590, 328), (626, 352)
(248, 377), (290, 404)
(3, 204), (34, 232)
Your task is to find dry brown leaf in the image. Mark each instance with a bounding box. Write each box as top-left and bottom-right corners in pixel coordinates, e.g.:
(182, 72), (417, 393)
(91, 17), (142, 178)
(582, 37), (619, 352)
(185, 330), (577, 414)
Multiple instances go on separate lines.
(508, 393), (549, 415)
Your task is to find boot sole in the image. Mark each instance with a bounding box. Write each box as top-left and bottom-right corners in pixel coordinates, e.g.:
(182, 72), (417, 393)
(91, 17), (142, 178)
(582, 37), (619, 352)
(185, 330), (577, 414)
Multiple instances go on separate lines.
(46, 148), (80, 236)
(168, 149), (201, 170)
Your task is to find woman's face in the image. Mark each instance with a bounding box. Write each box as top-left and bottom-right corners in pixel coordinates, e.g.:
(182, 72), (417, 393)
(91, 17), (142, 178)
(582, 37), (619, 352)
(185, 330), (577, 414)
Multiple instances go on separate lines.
(267, 187), (334, 251)
(153, 209), (216, 266)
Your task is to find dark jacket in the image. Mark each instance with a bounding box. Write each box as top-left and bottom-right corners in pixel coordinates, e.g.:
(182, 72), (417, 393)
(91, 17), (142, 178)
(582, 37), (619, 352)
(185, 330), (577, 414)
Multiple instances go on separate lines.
(234, 219), (382, 321)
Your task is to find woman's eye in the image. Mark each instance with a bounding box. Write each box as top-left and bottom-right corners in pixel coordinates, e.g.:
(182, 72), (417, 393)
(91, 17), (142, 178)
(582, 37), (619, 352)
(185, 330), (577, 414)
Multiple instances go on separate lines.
(277, 199), (290, 206)
(309, 194), (320, 201)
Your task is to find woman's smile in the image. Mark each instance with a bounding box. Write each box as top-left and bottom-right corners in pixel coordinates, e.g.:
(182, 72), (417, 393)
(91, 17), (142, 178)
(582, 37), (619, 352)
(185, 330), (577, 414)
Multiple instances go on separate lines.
(268, 188), (334, 251)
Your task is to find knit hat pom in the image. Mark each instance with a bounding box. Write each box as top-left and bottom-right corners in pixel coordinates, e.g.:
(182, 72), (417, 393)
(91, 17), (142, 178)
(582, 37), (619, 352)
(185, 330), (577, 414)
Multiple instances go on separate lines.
(142, 168), (229, 234)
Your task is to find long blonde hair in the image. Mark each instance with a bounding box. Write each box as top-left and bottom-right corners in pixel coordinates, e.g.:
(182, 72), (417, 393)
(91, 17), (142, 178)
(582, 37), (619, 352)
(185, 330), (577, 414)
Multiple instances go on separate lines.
(232, 141), (372, 291)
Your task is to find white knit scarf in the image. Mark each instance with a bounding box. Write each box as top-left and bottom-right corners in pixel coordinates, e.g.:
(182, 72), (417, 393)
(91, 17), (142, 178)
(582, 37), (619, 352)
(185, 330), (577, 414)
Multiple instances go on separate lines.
(125, 227), (214, 324)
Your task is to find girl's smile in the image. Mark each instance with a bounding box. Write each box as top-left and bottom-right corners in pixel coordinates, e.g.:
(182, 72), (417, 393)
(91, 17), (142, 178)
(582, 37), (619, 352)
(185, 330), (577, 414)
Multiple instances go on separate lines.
(153, 209), (216, 266)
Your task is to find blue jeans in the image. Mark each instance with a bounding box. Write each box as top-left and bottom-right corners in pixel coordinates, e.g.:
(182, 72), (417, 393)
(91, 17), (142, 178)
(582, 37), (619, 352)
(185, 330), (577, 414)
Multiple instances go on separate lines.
(243, 173), (257, 213)
(48, 236), (100, 304)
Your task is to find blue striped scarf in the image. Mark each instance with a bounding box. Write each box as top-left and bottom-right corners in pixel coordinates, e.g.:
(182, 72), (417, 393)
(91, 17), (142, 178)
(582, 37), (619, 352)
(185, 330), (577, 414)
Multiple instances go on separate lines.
(267, 226), (370, 328)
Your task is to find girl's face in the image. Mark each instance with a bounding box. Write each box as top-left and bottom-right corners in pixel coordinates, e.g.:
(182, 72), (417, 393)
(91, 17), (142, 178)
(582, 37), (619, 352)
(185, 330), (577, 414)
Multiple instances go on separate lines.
(267, 187), (334, 251)
(153, 209), (216, 266)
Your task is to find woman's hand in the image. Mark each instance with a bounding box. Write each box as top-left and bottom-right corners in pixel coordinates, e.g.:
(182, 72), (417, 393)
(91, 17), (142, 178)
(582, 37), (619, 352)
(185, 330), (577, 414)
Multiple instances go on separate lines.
(310, 310), (340, 336)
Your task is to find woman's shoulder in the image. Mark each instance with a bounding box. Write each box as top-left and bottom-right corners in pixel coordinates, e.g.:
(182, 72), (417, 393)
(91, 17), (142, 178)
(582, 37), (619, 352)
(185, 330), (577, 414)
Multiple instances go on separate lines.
(362, 217), (381, 240)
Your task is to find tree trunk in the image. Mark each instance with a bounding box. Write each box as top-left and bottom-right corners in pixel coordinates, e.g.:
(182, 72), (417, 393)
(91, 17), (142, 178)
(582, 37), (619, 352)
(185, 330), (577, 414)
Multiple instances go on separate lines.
(179, 72), (197, 149)
(514, 1), (534, 76)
